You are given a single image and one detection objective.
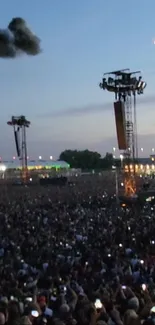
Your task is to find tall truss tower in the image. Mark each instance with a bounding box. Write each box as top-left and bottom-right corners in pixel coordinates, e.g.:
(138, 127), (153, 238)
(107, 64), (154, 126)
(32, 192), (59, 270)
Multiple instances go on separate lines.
(99, 69), (146, 197)
(7, 115), (31, 183)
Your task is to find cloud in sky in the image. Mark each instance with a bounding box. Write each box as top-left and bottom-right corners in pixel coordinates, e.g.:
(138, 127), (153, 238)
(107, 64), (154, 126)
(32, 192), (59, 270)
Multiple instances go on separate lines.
(1, 124), (155, 158)
(0, 17), (41, 58)
(27, 133), (155, 158)
(38, 93), (155, 118)
(3, 94), (155, 158)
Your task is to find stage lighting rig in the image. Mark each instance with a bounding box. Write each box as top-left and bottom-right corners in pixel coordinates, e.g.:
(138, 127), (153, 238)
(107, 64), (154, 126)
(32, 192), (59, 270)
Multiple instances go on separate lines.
(7, 115), (30, 183)
(99, 69), (146, 197)
(99, 70), (146, 100)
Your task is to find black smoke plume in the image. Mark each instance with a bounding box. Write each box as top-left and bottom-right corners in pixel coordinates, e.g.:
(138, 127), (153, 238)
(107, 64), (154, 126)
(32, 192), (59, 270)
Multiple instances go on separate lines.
(0, 17), (41, 58)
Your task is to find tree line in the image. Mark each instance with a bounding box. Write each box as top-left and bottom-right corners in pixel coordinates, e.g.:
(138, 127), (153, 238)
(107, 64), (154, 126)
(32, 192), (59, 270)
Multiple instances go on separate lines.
(59, 149), (121, 170)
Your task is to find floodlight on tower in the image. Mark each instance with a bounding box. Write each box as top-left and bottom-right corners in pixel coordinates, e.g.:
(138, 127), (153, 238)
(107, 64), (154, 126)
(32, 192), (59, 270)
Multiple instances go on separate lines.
(99, 69), (146, 197)
(7, 115), (30, 183)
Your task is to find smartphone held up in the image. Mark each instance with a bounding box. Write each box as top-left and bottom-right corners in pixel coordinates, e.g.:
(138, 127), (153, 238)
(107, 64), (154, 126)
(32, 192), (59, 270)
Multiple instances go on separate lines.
(94, 299), (103, 310)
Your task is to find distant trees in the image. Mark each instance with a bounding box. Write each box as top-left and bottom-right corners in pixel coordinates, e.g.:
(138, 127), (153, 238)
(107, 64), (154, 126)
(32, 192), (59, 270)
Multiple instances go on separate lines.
(59, 149), (120, 170)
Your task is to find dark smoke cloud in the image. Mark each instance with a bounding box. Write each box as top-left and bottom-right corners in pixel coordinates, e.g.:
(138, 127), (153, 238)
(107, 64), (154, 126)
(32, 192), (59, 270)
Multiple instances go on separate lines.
(0, 17), (41, 58)
(38, 94), (155, 118)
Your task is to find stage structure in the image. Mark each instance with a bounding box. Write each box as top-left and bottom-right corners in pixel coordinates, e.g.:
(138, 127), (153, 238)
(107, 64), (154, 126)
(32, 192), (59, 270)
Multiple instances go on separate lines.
(7, 115), (30, 183)
(99, 69), (146, 196)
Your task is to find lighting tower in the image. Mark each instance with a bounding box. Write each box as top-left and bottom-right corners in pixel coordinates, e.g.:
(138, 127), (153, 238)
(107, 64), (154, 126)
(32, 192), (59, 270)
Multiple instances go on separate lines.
(7, 115), (30, 183)
(99, 69), (146, 197)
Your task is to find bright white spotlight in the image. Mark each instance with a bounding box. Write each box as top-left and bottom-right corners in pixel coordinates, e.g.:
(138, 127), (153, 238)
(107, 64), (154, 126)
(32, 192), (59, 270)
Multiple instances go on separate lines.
(1, 165), (6, 172)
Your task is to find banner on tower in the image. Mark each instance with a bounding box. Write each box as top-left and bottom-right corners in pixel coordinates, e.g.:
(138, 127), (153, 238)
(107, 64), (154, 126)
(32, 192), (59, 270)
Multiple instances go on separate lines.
(114, 101), (127, 150)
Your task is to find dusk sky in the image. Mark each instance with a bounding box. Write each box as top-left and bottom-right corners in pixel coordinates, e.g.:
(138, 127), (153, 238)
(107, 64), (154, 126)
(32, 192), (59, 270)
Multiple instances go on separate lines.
(1, 0), (155, 159)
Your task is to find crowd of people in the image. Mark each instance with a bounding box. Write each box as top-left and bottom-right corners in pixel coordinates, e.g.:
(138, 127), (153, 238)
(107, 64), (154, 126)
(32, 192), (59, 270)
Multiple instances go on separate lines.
(0, 176), (155, 325)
